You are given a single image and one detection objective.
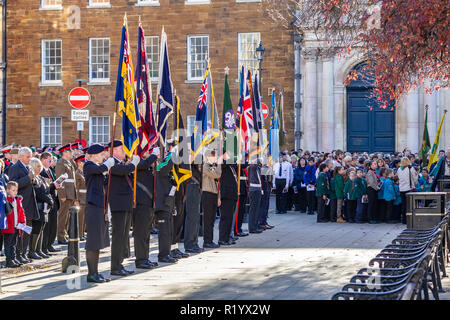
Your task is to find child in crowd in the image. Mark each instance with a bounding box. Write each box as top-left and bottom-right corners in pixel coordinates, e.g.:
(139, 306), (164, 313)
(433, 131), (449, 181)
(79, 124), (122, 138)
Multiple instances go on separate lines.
(329, 170), (337, 222)
(377, 167), (387, 222)
(1, 181), (26, 268)
(316, 163), (330, 223)
(355, 168), (368, 223)
(304, 158), (317, 215)
(333, 166), (346, 223)
(417, 168), (432, 192)
(383, 169), (396, 223)
(344, 170), (358, 223)
(393, 176), (402, 223)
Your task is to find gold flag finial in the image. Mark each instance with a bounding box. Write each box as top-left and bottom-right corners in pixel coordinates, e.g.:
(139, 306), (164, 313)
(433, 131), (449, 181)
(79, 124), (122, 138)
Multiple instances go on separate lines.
(224, 66), (230, 75)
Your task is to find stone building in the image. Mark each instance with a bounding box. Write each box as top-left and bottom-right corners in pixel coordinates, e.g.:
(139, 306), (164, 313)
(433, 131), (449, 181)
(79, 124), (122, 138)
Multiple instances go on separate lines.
(4, 1), (450, 153)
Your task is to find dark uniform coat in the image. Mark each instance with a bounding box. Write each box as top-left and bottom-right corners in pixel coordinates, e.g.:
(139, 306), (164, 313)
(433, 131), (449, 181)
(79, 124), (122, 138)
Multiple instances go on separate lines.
(108, 158), (135, 212)
(135, 155), (157, 206)
(83, 160), (110, 250)
(155, 153), (175, 213)
(33, 175), (54, 223)
(220, 164), (238, 201)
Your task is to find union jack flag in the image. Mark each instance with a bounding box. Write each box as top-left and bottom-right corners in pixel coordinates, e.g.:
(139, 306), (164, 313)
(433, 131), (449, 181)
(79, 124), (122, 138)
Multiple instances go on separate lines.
(236, 66), (253, 152)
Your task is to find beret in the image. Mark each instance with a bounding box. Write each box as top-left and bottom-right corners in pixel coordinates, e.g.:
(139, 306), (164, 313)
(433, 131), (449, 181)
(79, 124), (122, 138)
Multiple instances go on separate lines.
(86, 144), (104, 155)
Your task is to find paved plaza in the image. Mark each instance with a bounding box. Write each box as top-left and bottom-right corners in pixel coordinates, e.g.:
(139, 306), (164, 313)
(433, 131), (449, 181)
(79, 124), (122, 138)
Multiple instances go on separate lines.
(0, 197), (448, 300)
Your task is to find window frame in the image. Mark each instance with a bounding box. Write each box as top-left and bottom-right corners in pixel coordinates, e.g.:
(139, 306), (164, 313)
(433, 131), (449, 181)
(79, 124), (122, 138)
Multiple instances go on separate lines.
(187, 34), (209, 81)
(41, 39), (63, 85)
(186, 115), (196, 137)
(89, 116), (110, 145)
(136, 0), (160, 6)
(40, 0), (62, 9)
(185, 0), (211, 4)
(88, 0), (111, 8)
(145, 35), (160, 82)
(89, 37), (110, 83)
(41, 117), (62, 146)
(237, 32), (261, 76)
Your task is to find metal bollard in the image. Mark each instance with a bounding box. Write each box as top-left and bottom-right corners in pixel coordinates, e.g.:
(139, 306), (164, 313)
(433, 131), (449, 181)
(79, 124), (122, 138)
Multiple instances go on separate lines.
(62, 206), (80, 273)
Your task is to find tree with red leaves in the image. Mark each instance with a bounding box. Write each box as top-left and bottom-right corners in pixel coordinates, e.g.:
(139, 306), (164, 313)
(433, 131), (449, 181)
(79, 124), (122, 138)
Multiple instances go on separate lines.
(267, 0), (449, 106)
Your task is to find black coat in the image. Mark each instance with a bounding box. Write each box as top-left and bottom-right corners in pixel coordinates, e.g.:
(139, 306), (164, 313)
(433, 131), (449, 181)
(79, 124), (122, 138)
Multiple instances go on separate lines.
(239, 164), (248, 197)
(8, 161), (40, 221)
(33, 175), (54, 223)
(135, 155), (157, 206)
(155, 154), (175, 213)
(40, 167), (59, 212)
(83, 161), (109, 208)
(220, 164), (238, 201)
(108, 158), (135, 212)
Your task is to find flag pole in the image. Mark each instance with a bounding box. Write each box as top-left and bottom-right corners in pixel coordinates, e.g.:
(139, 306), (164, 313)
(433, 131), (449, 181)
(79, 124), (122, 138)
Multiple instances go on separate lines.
(105, 101), (119, 221)
(153, 84), (160, 208)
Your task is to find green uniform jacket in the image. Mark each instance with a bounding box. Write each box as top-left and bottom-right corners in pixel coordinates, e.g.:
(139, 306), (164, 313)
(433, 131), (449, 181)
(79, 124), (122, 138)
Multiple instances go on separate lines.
(344, 179), (359, 201)
(354, 177), (367, 199)
(329, 177), (337, 200)
(315, 172), (330, 197)
(334, 174), (345, 199)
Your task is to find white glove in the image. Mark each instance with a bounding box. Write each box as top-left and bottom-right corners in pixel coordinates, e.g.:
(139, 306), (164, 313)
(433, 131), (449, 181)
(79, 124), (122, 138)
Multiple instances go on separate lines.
(103, 157), (115, 170)
(151, 147), (160, 156)
(131, 155), (140, 167)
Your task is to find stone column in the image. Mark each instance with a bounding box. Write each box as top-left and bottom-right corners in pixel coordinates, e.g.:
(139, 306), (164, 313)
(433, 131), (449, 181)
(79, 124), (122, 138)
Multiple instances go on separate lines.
(321, 56), (335, 152)
(406, 88), (420, 153)
(334, 84), (345, 150)
(302, 48), (318, 152)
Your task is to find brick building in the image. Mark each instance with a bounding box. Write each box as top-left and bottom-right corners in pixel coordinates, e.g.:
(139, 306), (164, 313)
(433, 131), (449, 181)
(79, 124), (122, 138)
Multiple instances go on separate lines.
(6, 0), (295, 148)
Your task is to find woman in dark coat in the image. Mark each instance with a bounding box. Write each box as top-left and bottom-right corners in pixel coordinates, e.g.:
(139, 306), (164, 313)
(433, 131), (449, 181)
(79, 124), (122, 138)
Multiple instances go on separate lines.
(29, 158), (54, 260)
(83, 144), (115, 283)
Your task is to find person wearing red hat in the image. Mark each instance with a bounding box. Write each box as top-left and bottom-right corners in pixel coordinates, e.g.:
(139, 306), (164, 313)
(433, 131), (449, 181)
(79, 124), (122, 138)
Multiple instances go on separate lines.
(74, 155), (86, 241)
(55, 144), (79, 244)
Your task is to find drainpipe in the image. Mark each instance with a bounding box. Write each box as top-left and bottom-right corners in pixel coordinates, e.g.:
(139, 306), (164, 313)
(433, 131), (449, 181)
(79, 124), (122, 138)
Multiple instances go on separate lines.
(292, 16), (303, 150)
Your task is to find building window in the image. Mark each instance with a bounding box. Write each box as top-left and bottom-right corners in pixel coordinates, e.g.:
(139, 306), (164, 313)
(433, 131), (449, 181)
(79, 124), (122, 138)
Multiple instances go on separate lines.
(89, 38), (110, 83)
(41, 0), (62, 8)
(136, 0), (160, 5)
(41, 39), (62, 83)
(145, 36), (159, 81)
(238, 32), (260, 75)
(88, 0), (110, 7)
(187, 115), (195, 137)
(185, 0), (211, 4)
(187, 35), (209, 81)
(89, 116), (110, 145)
(41, 117), (62, 146)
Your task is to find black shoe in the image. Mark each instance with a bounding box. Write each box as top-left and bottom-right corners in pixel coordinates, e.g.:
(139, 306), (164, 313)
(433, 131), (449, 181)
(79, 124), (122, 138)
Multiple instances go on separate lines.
(87, 273), (105, 283)
(16, 255), (27, 264)
(317, 220), (328, 223)
(28, 252), (42, 260)
(37, 251), (50, 259)
(57, 240), (68, 245)
(13, 259), (23, 266)
(150, 228), (158, 235)
(218, 240), (233, 246)
(5, 260), (19, 268)
(98, 273), (111, 282)
(203, 242), (220, 248)
(110, 269), (128, 276)
(369, 220), (377, 224)
(172, 249), (189, 258)
(47, 245), (60, 252)
(136, 261), (154, 269)
(230, 235), (239, 241)
(158, 255), (178, 263)
(236, 232), (249, 237)
(42, 248), (50, 255)
(307, 212), (315, 215)
(185, 247), (203, 254)
(249, 230), (263, 234)
(121, 267), (135, 275)
(80, 237), (86, 241)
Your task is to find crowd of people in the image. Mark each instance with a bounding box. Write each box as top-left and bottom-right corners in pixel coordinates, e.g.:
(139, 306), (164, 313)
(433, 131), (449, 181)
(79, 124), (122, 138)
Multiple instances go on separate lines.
(272, 148), (449, 224)
(0, 141), (449, 284)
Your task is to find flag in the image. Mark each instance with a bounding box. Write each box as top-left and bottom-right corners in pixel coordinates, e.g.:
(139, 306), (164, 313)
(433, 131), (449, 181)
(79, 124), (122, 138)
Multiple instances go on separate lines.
(278, 91), (286, 148)
(172, 95), (192, 190)
(269, 90), (280, 161)
(222, 70), (237, 161)
(115, 19), (140, 158)
(135, 24), (158, 157)
(191, 61), (220, 158)
(419, 105), (431, 165)
(252, 73), (267, 155)
(157, 27), (174, 147)
(236, 67), (253, 153)
(427, 110), (447, 171)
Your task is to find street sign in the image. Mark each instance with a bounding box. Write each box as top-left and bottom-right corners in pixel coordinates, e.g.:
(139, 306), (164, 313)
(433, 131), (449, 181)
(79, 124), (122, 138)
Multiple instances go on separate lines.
(261, 103), (269, 119)
(68, 87), (91, 109)
(71, 109), (89, 121)
(77, 122), (84, 131)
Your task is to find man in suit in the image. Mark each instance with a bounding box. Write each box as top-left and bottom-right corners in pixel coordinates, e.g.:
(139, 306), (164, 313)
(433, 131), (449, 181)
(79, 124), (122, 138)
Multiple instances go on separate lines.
(40, 151), (61, 254)
(218, 152), (238, 245)
(155, 148), (177, 263)
(133, 147), (159, 269)
(8, 147), (40, 264)
(108, 140), (140, 276)
(55, 144), (79, 244)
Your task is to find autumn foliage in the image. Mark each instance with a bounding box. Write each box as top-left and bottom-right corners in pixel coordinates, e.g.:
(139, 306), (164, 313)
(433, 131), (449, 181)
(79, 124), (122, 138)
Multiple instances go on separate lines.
(267, 0), (449, 106)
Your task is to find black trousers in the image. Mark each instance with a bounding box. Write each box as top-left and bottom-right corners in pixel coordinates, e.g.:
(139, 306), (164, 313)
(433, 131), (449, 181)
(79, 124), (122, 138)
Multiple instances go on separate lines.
(235, 194), (247, 234)
(385, 200), (394, 221)
(219, 198), (236, 242)
(400, 191), (408, 224)
(377, 198), (386, 222)
(297, 187), (307, 212)
(111, 210), (131, 271)
(306, 191), (316, 214)
(248, 190), (262, 232)
(275, 178), (287, 212)
(258, 186), (271, 226)
(347, 200), (357, 221)
(330, 198), (337, 221)
(3, 230), (18, 262)
(184, 183), (201, 250)
(367, 187), (378, 222)
(155, 210), (172, 258)
(317, 196), (326, 222)
(202, 191), (218, 244)
(132, 204), (154, 264)
(172, 189), (186, 245)
(286, 187), (294, 211)
(42, 208), (57, 249)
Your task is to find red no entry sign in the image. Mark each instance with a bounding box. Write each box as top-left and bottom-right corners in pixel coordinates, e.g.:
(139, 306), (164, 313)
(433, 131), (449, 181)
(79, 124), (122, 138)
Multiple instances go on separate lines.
(261, 103), (269, 119)
(68, 87), (91, 109)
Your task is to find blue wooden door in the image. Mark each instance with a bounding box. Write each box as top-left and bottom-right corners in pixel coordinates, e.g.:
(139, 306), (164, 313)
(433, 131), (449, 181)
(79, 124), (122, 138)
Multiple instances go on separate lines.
(347, 89), (395, 153)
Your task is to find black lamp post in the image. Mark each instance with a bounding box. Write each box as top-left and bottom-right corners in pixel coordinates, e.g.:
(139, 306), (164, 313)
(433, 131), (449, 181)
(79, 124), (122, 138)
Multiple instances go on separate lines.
(255, 41), (265, 91)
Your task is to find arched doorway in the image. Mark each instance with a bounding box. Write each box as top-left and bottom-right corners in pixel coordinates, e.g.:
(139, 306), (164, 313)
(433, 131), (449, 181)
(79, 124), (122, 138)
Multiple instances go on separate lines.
(346, 63), (395, 153)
